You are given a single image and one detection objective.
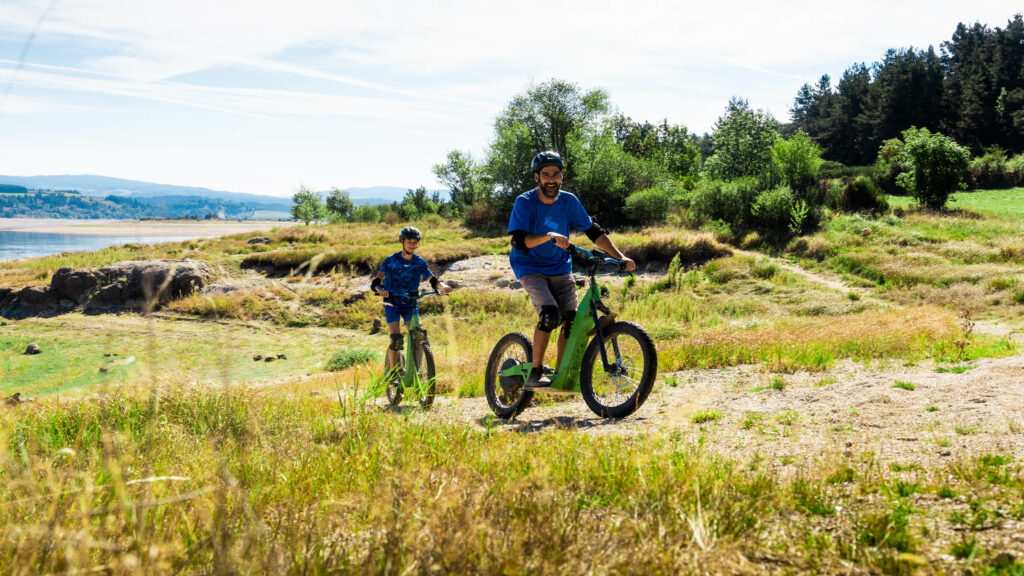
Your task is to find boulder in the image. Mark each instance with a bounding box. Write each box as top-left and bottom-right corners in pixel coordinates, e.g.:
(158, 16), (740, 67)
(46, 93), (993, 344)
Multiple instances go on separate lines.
(24, 343), (40, 355)
(1, 260), (211, 318)
(17, 286), (56, 313)
(51, 267), (100, 304)
(247, 237), (271, 245)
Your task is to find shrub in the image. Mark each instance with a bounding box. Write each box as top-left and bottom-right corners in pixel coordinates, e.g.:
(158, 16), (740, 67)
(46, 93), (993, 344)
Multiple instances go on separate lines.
(750, 186), (797, 239)
(689, 178), (759, 226)
(771, 131), (823, 200)
(967, 147), (1009, 189)
(351, 204), (381, 223)
(625, 187), (672, 225)
(463, 201), (499, 232)
(892, 127), (970, 209)
(837, 176), (888, 214)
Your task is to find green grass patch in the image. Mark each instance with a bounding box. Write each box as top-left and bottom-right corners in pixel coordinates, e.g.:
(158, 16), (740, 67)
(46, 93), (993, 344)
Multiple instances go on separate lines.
(326, 348), (379, 371)
(691, 410), (723, 424)
(893, 381), (916, 391)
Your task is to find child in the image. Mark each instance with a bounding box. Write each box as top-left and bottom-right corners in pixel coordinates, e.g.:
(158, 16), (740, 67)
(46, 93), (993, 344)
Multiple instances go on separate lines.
(370, 226), (451, 371)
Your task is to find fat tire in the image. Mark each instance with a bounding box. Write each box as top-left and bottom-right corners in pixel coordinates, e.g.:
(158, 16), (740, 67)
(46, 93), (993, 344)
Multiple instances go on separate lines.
(484, 332), (535, 419)
(580, 321), (657, 419)
(414, 343), (436, 408)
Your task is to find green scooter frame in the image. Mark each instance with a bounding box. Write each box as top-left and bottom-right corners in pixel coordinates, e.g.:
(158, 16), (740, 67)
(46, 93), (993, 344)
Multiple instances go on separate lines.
(382, 290), (438, 407)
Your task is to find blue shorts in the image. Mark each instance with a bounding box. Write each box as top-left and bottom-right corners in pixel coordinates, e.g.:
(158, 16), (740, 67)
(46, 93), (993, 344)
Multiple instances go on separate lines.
(383, 300), (417, 324)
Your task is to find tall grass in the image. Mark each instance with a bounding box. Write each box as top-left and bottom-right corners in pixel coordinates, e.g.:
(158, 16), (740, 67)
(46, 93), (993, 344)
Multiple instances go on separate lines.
(2, 388), (1021, 574)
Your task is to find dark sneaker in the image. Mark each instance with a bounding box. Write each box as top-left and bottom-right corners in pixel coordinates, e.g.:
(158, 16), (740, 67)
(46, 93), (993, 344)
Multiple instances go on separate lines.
(542, 365), (555, 375)
(526, 368), (551, 388)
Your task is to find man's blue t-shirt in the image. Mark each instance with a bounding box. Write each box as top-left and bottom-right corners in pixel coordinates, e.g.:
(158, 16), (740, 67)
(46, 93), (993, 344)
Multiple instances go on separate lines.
(507, 189), (593, 278)
(379, 252), (433, 294)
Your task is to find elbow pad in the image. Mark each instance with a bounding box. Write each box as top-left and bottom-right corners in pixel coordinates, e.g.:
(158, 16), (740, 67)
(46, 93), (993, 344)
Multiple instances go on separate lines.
(429, 276), (440, 290)
(510, 230), (529, 252)
(370, 277), (382, 292)
(585, 221), (608, 243)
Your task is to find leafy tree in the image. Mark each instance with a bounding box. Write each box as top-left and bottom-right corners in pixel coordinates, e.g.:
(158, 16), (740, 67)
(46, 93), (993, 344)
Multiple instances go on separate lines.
(433, 150), (491, 214)
(613, 116), (701, 185)
(704, 99), (780, 182)
(325, 188), (354, 220)
(291, 186), (326, 225)
(494, 78), (610, 182)
(771, 131), (823, 201)
(890, 127), (970, 209)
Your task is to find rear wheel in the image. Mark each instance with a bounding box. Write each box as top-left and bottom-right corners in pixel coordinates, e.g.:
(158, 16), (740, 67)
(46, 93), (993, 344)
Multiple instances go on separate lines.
(580, 321), (657, 419)
(484, 332), (534, 419)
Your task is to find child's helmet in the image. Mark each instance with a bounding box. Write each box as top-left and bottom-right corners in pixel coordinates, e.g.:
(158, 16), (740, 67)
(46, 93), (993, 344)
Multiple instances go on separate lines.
(531, 150), (565, 173)
(399, 226), (422, 241)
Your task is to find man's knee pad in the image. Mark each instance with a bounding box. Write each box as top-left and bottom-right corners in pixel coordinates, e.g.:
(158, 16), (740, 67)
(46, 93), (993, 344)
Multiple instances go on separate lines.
(389, 333), (404, 351)
(561, 310), (576, 335)
(537, 305), (561, 333)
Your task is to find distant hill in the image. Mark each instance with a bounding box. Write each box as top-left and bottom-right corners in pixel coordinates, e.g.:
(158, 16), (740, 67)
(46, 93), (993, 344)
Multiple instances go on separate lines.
(0, 174), (289, 205)
(344, 186), (448, 205)
(0, 175), (448, 215)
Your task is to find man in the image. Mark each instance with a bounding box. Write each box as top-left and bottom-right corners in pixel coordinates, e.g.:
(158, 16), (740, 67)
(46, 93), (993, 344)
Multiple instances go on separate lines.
(508, 150), (636, 388)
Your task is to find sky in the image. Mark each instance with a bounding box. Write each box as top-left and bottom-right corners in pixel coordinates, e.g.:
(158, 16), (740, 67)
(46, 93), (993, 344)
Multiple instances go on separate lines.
(0, 0), (1019, 197)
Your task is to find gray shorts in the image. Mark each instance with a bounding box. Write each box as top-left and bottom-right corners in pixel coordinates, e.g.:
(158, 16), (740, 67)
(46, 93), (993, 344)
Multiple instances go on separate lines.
(519, 273), (578, 315)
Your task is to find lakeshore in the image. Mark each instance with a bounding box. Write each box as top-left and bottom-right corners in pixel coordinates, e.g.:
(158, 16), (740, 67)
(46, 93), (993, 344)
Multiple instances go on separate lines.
(0, 217), (285, 236)
(0, 218), (289, 262)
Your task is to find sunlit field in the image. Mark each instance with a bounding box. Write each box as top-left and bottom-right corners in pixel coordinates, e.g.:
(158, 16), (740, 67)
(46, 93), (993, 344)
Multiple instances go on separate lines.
(2, 205), (1023, 574)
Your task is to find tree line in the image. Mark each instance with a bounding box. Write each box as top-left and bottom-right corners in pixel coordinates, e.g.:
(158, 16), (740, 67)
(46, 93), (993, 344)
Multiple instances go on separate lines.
(791, 14), (1024, 166)
(289, 13), (1023, 245)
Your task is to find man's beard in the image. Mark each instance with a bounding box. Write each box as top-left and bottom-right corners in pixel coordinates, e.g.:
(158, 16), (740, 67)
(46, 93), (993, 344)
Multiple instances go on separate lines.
(540, 182), (559, 199)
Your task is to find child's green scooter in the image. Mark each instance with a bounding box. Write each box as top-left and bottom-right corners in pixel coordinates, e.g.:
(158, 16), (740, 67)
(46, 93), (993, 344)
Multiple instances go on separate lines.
(382, 290), (439, 408)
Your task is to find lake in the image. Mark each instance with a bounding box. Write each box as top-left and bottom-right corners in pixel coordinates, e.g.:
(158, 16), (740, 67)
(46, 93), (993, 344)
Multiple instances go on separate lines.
(0, 230), (194, 262)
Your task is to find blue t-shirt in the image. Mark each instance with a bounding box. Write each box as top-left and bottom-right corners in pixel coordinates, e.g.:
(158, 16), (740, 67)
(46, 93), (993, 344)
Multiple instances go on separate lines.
(507, 189), (593, 278)
(379, 252), (433, 295)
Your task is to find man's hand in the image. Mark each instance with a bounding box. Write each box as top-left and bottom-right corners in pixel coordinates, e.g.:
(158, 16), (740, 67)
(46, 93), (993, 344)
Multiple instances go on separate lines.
(621, 256), (636, 272)
(378, 287), (390, 298)
(440, 282), (452, 295)
(547, 231), (570, 250)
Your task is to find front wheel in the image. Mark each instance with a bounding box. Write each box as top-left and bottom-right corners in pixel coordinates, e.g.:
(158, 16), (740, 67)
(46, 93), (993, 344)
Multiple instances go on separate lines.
(413, 340), (436, 408)
(384, 350), (404, 407)
(580, 321), (657, 419)
(484, 332), (535, 419)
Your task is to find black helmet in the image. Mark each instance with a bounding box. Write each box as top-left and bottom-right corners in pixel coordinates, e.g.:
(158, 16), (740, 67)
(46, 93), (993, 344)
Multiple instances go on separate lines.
(531, 150), (565, 173)
(399, 226), (422, 241)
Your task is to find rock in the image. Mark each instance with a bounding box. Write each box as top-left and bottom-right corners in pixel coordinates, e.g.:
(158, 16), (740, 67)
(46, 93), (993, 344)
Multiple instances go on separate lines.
(276, 354), (287, 360)
(104, 353), (112, 357)
(446, 256), (496, 272)
(24, 343), (40, 355)
(247, 237), (271, 245)
(51, 267), (99, 304)
(510, 280), (522, 289)
(18, 286), (56, 312)
(370, 318), (383, 335)
(201, 284), (240, 295)
(2, 259), (211, 318)
(264, 356), (275, 362)
(99, 367), (108, 373)
(445, 279), (465, 289)
(253, 355), (263, 361)
(4, 393), (20, 406)
(343, 286), (371, 305)
(495, 279), (510, 289)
